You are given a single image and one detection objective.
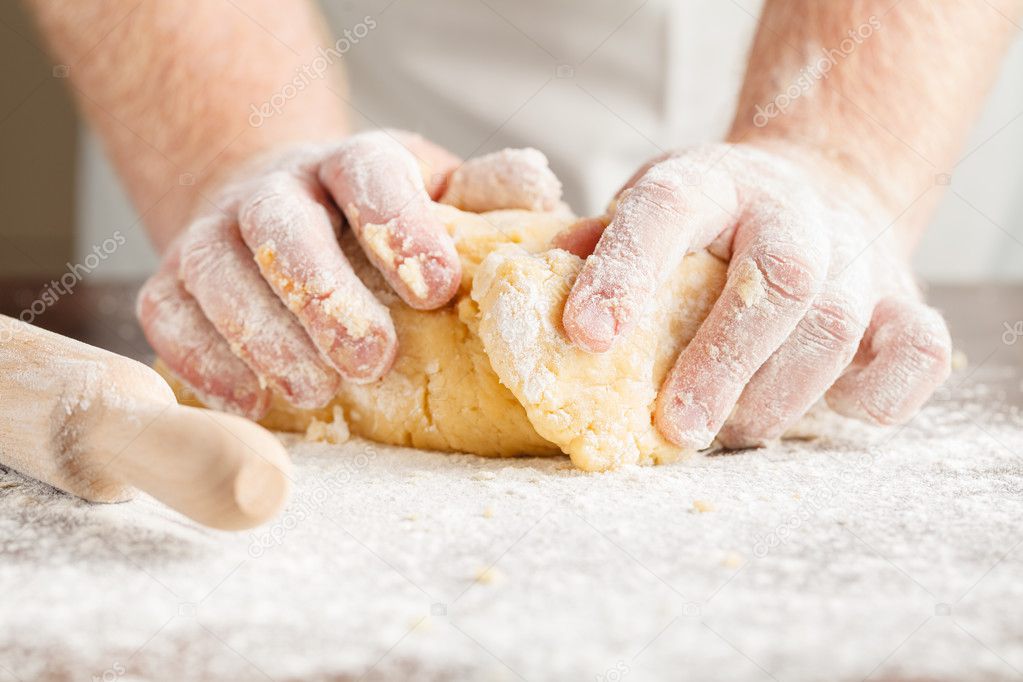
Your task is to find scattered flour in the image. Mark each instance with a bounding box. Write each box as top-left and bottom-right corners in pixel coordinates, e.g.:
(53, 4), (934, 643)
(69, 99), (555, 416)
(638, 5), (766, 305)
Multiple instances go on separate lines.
(1, 356), (1020, 681)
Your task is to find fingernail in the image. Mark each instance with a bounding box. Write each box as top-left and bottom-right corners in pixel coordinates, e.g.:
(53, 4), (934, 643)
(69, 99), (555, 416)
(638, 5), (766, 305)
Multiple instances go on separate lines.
(403, 251), (461, 310)
(234, 389), (272, 422)
(337, 327), (397, 384)
(569, 299), (616, 352)
(276, 362), (340, 410)
(662, 401), (715, 449)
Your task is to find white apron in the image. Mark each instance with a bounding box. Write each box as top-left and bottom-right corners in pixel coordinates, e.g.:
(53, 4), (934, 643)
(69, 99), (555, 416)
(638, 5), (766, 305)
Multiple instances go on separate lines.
(78, 0), (1023, 280)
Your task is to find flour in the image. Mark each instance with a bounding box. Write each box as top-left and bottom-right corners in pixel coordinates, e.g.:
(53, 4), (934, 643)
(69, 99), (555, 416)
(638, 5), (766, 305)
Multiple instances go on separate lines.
(2, 363), (1021, 681)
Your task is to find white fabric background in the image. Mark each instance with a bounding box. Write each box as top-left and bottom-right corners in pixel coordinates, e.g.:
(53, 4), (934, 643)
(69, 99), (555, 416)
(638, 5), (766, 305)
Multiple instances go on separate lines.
(77, 0), (1023, 281)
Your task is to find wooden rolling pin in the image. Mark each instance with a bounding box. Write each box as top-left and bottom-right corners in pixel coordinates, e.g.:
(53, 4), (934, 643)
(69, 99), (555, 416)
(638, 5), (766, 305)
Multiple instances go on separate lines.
(0, 315), (291, 530)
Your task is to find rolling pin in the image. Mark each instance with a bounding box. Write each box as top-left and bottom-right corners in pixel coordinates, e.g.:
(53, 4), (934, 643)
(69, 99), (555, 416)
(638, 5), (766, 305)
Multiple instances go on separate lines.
(0, 314), (291, 530)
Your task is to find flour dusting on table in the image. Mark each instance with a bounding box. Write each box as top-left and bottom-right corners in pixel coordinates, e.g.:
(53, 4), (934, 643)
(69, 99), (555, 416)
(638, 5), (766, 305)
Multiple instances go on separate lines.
(1, 365), (1021, 681)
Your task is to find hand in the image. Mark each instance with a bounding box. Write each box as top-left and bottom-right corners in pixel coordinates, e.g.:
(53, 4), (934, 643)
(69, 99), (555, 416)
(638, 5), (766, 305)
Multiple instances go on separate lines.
(558, 143), (952, 449)
(138, 131), (560, 419)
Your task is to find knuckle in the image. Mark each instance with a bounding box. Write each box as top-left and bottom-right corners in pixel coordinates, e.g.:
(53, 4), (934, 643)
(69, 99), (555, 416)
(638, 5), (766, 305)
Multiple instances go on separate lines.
(626, 178), (689, 217)
(176, 233), (204, 279)
(240, 174), (293, 220)
(177, 233), (215, 281)
(799, 296), (865, 352)
(625, 160), (701, 212)
(889, 305), (952, 376)
(177, 218), (235, 287)
(136, 272), (174, 320)
(615, 185), (692, 241)
(748, 245), (821, 304)
(253, 171), (296, 199)
(239, 174), (315, 236)
(336, 130), (406, 166)
(906, 328), (952, 376)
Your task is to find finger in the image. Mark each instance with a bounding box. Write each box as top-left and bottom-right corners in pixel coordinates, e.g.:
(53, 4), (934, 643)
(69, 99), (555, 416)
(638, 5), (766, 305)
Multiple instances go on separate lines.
(439, 148), (563, 212)
(563, 156), (739, 352)
(238, 171), (397, 383)
(178, 212), (340, 409)
(550, 216), (608, 258)
(717, 282), (871, 448)
(655, 202), (829, 448)
(384, 129), (462, 199)
(615, 151), (673, 197)
(826, 296), (951, 425)
(319, 130), (461, 310)
(548, 153), (668, 258)
(137, 243), (271, 420)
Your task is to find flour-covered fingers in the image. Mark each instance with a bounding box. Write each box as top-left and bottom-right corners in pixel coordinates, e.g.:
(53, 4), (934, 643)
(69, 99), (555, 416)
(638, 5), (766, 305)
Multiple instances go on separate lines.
(137, 243), (271, 420)
(718, 286), (871, 448)
(563, 156), (739, 352)
(440, 148), (563, 212)
(320, 131), (461, 310)
(826, 297), (951, 425)
(238, 172), (397, 383)
(655, 203), (829, 449)
(178, 213), (340, 409)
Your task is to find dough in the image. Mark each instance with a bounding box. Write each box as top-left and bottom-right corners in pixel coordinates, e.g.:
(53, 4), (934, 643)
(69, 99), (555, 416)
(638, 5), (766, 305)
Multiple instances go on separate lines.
(472, 245), (725, 470)
(161, 203), (727, 470)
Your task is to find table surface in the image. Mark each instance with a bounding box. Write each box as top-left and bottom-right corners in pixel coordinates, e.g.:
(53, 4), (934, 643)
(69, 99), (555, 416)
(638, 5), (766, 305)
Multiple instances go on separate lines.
(1, 280), (1022, 681)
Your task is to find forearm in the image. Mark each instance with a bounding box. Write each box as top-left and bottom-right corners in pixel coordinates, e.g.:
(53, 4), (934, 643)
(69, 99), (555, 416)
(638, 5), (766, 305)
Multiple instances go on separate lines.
(27, 0), (349, 250)
(729, 0), (1021, 250)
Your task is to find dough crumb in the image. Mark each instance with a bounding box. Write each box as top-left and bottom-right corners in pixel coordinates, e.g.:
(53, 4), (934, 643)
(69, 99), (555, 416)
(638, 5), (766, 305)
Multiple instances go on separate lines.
(722, 551), (744, 568)
(692, 499), (715, 513)
(951, 349), (968, 371)
(732, 258), (766, 308)
(411, 616), (433, 632)
(475, 566), (503, 585)
(482, 506), (495, 518)
(473, 471), (497, 481)
(396, 256), (429, 300)
(304, 405), (350, 444)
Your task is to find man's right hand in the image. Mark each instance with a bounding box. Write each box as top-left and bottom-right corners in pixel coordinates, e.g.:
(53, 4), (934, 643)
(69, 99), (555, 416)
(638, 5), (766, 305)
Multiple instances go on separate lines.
(137, 131), (561, 419)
